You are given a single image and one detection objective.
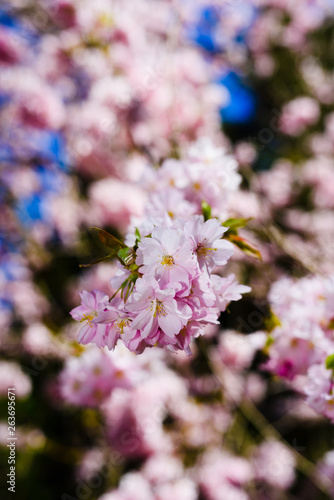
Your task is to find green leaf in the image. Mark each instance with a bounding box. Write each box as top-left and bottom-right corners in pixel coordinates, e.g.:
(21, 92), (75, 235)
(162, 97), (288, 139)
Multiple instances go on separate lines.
(226, 234), (262, 261)
(221, 218), (260, 260)
(263, 335), (274, 355)
(201, 201), (212, 221)
(265, 335), (274, 348)
(129, 263), (140, 273)
(135, 227), (141, 243)
(264, 311), (281, 333)
(326, 354), (334, 370)
(117, 247), (135, 266)
(91, 227), (126, 252)
(222, 217), (253, 236)
(79, 255), (114, 268)
(79, 227), (127, 268)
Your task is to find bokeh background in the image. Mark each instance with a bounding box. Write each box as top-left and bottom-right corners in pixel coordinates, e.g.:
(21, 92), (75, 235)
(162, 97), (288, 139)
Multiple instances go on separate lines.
(2, 1), (334, 499)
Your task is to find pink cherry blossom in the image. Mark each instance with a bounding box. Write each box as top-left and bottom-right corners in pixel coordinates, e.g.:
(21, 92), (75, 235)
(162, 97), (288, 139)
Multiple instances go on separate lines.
(253, 439), (296, 490)
(317, 451), (334, 497)
(179, 273), (218, 325)
(197, 448), (253, 500)
(93, 297), (135, 351)
(305, 364), (334, 422)
(185, 215), (234, 270)
(211, 274), (251, 312)
(59, 348), (118, 407)
(126, 275), (192, 343)
(70, 289), (111, 348)
(172, 321), (206, 356)
(136, 227), (198, 289)
(145, 188), (196, 221)
(280, 96), (320, 136)
(182, 138), (241, 214)
(0, 361), (32, 398)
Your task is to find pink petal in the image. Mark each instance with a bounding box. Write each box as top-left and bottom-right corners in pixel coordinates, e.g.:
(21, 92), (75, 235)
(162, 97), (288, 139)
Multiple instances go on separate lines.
(158, 312), (182, 337)
(77, 324), (97, 344)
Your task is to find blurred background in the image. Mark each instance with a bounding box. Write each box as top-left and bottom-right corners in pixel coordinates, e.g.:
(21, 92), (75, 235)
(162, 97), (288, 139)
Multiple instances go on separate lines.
(2, 1), (334, 499)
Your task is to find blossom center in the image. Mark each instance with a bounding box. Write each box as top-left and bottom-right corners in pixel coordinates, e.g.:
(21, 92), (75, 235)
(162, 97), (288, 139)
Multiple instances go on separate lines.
(156, 300), (167, 317)
(81, 312), (97, 326)
(73, 380), (82, 391)
(197, 244), (217, 257)
(149, 299), (167, 318)
(115, 318), (131, 334)
(161, 254), (175, 268)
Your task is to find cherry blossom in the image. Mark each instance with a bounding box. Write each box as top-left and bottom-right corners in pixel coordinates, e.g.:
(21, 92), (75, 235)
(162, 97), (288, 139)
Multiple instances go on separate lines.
(126, 275), (192, 343)
(70, 289), (111, 347)
(136, 227), (198, 289)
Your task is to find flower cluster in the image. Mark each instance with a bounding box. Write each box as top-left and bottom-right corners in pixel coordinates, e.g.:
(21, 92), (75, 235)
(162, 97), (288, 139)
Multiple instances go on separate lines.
(71, 215), (250, 355)
(57, 339), (297, 500)
(0, 0), (225, 173)
(263, 274), (334, 422)
(70, 137), (252, 355)
(59, 346), (136, 407)
(133, 136), (241, 227)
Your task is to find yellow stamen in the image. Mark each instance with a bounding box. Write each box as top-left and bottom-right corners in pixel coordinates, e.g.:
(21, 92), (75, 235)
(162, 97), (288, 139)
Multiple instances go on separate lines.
(115, 369), (124, 379)
(155, 300), (167, 317)
(80, 312), (97, 328)
(161, 254), (175, 268)
(290, 338), (299, 348)
(73, 380), (82, 391)
(148, 300), (167, 318)
(115, 318), (131, 334)
(93, 388), (105, 401)
(197, 245), (217, 257)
